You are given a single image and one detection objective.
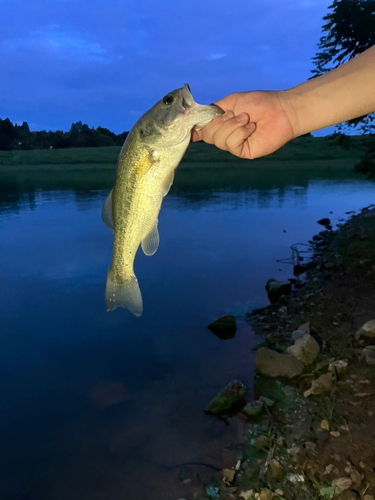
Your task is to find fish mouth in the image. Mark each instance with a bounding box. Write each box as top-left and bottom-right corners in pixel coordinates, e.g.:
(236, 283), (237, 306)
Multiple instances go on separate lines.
(179, 83), (195, 111)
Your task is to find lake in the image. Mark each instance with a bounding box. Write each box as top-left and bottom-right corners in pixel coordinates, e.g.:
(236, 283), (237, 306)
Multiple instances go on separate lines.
(0, 165), (374, 500)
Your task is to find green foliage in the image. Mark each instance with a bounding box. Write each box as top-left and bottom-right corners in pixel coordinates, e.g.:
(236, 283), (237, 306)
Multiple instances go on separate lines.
(0, 118), (129, 151)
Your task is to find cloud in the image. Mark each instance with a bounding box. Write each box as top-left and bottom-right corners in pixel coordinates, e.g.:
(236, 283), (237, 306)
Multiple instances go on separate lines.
(2, 25), (108, 63)
(207, 53), (227, 60)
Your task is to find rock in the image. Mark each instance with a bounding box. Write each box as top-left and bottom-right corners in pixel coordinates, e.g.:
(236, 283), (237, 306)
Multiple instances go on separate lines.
(254, 434), (270, 450)
(239, 491), (254, 500)
(340, 492), (360, 500)
(321, 419), (330, 431)
(330, 431), (340, 437)
(364, 496), (375, 500)
(259, 488), (274, 500)
(328, 360), (348, 375)
(298, 322), (310, 335)
(267, 459), (284, 481)
(89, 380), (130, 409)
(356, 319), (375, 342)
(317, 217), (331, 226)
(265, 279), (292, 303)
(255, 347), (304, 378)
(208, 315), (236, 339)
(242, 400), (264, 417)
(292, 330), (306, 341)
(222, 468), (236, 484)
(205, 380), (248, 413)
(361, 346), (375, 365)
(304, 373), (333, 397)
(332, 477), (352, 495)
(287, 334), (320, 365)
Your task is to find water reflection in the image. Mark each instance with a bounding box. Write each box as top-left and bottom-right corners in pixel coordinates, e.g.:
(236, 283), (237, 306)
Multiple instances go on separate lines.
(0, 165), (374, 500)
(0, 165), (361, 215)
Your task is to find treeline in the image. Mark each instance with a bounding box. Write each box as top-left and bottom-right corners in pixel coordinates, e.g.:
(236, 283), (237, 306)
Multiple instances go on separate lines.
(0, 119), (128, 150)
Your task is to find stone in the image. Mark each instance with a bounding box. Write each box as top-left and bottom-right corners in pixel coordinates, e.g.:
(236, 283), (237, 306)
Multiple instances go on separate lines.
(242, 400), (264, 417)
(89, 380), (130, 409)
(356, 320), (375, 342)
(254, 434), (270, 450)
(266, 279), (292, 303)
(328, 360), (348, 375)
(304, 373), (333, 397)
(298, 322), (310, 335)
(287, 334), (320, 365)
(317, 217), (331, 226)
(222, 468), (236, 483)
(332, 477), (352, 495)
(205, 379), (248, 413)
(208, 315), (236, 339)
(361, 346), (375, 365)
(330, 431), (340, 437)
(259, 488), (274, 500)
(321, 419), (330, 431)
(239, 491), (254, 500)
(255, 347), (304, 378)
(267, 458), (284, 481)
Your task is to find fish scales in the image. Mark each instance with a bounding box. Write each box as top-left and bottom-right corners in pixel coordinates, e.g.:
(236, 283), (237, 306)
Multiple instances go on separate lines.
(102, 84), (223, 316)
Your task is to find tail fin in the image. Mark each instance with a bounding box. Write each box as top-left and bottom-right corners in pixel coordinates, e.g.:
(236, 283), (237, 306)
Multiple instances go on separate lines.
(105, 273), (143, 317)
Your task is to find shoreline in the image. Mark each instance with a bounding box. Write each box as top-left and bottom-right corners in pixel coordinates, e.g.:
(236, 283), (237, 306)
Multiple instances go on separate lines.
(202, 205), (375, 500)
(0, 159), (360, 172)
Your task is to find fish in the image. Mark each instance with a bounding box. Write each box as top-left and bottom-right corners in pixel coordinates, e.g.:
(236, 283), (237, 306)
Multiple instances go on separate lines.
(102, 84), (224, 316)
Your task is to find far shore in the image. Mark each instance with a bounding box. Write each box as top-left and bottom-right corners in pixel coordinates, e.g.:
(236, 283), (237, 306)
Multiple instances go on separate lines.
(0, 135), (369, 171)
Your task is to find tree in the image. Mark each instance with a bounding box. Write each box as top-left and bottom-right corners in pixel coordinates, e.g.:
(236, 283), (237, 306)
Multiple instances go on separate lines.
(312, 0), (375, 178)
(312, 0), (375, 132)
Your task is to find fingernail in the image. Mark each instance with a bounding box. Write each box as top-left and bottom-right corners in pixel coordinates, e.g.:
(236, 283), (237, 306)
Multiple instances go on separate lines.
(222, 111), (234, 121)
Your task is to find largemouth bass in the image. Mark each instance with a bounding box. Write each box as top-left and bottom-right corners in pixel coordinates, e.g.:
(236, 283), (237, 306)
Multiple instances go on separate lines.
(102, 84), (223, 316)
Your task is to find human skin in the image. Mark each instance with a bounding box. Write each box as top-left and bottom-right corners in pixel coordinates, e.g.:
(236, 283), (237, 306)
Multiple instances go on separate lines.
(192, 45), (375, 160)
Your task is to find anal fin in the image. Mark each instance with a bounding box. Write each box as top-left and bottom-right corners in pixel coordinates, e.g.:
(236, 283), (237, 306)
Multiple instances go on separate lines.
(141, 221), (159, 256)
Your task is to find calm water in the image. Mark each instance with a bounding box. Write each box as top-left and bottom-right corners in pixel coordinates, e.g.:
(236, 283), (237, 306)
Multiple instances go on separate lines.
(1, 165), (374, 500)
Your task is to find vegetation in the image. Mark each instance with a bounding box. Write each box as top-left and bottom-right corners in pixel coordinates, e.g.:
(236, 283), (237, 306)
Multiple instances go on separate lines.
(0, 119), (128, 151)
(312, 0), (375, 178)
(0, 134), (370, 169)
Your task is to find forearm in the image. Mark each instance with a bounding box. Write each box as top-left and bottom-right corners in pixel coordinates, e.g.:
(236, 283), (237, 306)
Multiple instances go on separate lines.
(281, 45), (375, 137)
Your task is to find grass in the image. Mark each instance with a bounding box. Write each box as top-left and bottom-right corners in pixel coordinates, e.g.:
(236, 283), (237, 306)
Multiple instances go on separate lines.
(0, 135), (369, 169)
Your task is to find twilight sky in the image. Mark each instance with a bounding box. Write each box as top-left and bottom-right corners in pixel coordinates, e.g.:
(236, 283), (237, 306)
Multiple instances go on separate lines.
(0, 0), (332, 134)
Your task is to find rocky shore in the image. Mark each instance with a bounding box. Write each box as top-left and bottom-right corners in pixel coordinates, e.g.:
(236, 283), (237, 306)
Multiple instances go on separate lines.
(196, 205), (375, 500)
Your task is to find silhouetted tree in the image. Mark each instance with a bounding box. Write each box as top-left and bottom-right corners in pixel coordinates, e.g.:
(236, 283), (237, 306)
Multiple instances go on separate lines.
(312, 0), (375, 178)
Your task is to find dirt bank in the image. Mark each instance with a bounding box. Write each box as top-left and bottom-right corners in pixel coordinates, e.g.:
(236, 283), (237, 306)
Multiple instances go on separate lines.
(202, 204), (375, 500)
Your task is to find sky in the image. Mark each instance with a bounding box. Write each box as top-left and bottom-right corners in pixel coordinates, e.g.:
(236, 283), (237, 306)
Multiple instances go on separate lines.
(0, 0), (334, 134)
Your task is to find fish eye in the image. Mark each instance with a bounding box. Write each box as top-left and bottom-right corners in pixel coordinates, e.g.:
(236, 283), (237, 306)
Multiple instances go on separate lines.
(163, 95), (174, 105)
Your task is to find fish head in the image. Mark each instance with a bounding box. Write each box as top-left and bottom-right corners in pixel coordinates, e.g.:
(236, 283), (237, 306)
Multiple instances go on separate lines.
(138, 84), (224, 146)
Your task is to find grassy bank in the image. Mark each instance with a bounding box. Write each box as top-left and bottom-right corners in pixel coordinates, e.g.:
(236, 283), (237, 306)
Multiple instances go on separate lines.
(0, 135), (369, 169)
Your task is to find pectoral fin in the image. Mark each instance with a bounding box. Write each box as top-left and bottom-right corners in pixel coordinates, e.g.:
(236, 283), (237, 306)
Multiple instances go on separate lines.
(102, 189), (114, 232)
(141, 221), (159, 256)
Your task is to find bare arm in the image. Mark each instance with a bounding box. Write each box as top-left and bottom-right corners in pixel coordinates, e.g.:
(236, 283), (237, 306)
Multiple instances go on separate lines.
(193, 45), (375, 159)
(282, 45), (375, 137)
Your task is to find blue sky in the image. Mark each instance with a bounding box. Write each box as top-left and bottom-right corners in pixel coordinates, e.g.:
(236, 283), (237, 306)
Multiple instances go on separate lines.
(0, 0), (332, 134)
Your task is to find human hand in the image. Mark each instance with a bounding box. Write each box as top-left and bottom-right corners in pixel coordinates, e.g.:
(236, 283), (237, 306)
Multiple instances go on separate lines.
(192, 91), (295, 159)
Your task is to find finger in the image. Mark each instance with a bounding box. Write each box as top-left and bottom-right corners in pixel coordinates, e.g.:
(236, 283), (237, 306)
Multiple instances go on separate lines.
(191, 128), (202, 142)
(211, 112), (250, 151)
(225, 122), (256, 158)
(199, 111), (235, 144)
